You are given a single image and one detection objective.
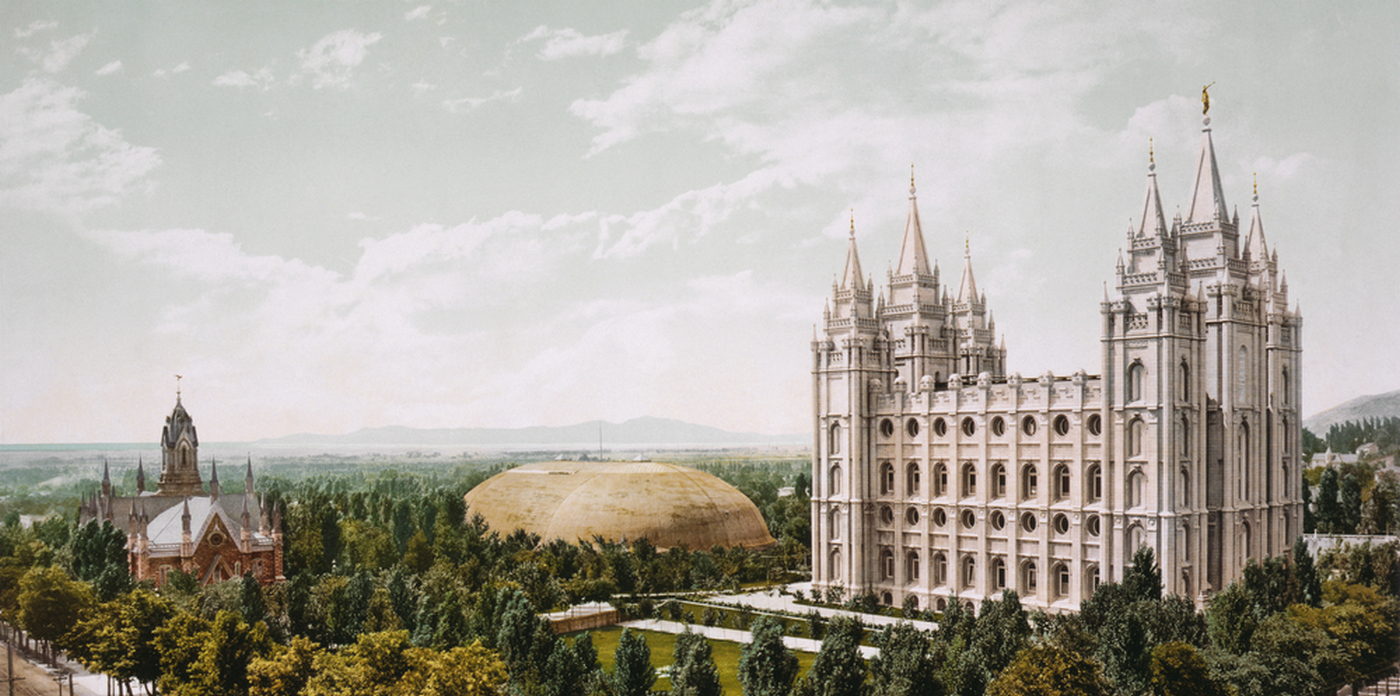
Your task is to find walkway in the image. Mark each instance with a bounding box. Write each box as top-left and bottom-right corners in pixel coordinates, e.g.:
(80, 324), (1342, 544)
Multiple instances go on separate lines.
(694, 582), (940, 632)
(619, 619), (880, 659)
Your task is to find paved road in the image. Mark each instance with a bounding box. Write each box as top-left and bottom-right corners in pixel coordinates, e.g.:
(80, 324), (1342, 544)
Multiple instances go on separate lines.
(619, 618), (880, 659)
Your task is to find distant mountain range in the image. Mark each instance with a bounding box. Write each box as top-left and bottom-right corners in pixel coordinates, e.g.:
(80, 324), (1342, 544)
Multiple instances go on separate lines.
(1305, 389), (1400, 434)
(255, 416), (807, 448)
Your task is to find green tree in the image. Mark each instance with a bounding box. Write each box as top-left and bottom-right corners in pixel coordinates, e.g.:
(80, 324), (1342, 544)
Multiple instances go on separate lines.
(542, 639), (586, 696)
(67, 520), (128, 585)
(1124, 546), (1162, 602)
(1206, 582), (1256, 655)
(1293, 537), (1323, 608)
(1303, 478), (1316, 533)
(15, 564), (93, 650)
(984, 643), (1108, 696)
(739, 617), (799, 696)
(868, 622), (941, 696)
(186, 610), (274, 696)
(155, 612), (214, 695)
(611, 628), (655, 696)
(971, 591), (1031, 677)
(1339, 473), (1363, 534)
(796, 615), (865, 696)
(248, 635), (322, 696)
(1149, 642), (1228, 696)
(1316, 467), (1340, 533)
(671, 631), (722, 696)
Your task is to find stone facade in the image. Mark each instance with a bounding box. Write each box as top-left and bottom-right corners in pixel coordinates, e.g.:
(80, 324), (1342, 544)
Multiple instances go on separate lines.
(811, 113), (1303, 614)
(79, 397), (284, 586)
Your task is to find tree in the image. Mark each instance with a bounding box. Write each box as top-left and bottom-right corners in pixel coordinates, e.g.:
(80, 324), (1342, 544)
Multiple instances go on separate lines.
(1206, 583), (1256, 655)
(671, 631), (722, 696)
(1149, 642), (1229, 696)
(796, 615), (865, 696)
(248, 635), (322, 696)
(1303, 478), (1316, 534)
(185, 610), (274, 696)
(417, 642), (509, 696)
(1339, 473), (1363, 534)
(739, 617), (798, 696)
(1316, 467), (1340, 533)
(868, 622), (941, 696)
(1293, 537), (1323, 608)
(611, 628), (655, 696)
(1123, 546), (1162, 603)
(985, 643), (1108, 696)
(67, 520), (128, 586)
(15, 564), (93, 651)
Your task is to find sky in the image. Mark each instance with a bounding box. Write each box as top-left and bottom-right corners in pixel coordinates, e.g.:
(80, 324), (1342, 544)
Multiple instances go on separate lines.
(1, 1), (1396, 444)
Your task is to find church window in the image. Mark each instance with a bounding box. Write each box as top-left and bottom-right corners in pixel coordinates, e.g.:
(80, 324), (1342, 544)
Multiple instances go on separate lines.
(1022, 560), (1038, 594)
(1181, 523), (1191, 562)
(1282, 367), (1291, 405)
(991, 416), (1006, 436)
(829, 465), (842, 496)
(1130, 524), (1146, 550)
(1053, 415), (1070, 436)
(961, 417), (977, 437)
(830, 423), (841, 454)
(1087, 566), (1101, 594)
(992, 463), (1007, 498)
(1087, 464), (1103, 502)
(880, 418), (895, 438)
(990, 510), (1006, 531)
(1181, 361), (1191, 402)
(1021, 464), (1038, 500)
(1240, 419), (1251, 501)
(881, 548), (895, 580)
(905, 507), (919, 526)
(1239, 522), (1251, 567)
(992, 557), (1007, 590)
(1020, 512), (1037, 533)
(1128, 418), (1145, 457)
(1180, 414), (1191, 456)
(1087, 413), (1102, 436)
(1281, 418), (1290, 453)
(933, 507), (948, 527)
(1021, 416), (1038, 436)
(881, 462), (895, 495)
(960, 510), (976, 529)
(882, 592), (893, 606)
(906, 462), (921, 497)
(961, 463), (977, 498)
(1179, 468), (1191, 508)
(830, 549), (843, 581)
(829, 508), (842, 539)
(1129, 471), (1146, 508)
(1054, 464), (1071, 501)
(1237, 346), (1248, 402)
(934, 463), (948, 497)
(1129, 361), (1146, 402)
(1053, 513), (1070, 535)
(906, 551), (920, 581)
(1086, 514), (1101, 537)
(906, 418), (922, 438)
(933, 552), (948, 585)
(932, 418), (947, 437)
(880, 506), (895, 526)
(1054, 562), (1071, 599)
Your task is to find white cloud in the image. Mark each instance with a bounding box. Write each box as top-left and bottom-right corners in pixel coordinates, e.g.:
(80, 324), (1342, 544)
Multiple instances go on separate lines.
(520, 25), (628, 60)
(17, 31), (96, 74)
(94, 61), (123, 76)
(0, 78), (160, 215)
(212, 67), (276, 90)
(405, 5), (432, 21)
(297, 29), (382, 89)
(172, 62), (190, 74)
(14, 20), (58, 39)
(442, 87), (521, 114)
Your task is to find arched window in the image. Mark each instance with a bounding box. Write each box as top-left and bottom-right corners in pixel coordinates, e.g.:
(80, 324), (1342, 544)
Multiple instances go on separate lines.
(1021, 463), (1038, 500)
(1054, 464), (1071, 501)
(961, 556), (976, 589)
(830, 549), (843, 581)
(1180, 414), (1191, 457)
(1022, 560), (1038, 595)
(1053, 562), (1070, 599)
(992, 462), (1007, 498)
(829, 507), (842, 539)
(1130, 524), (1146, 550)
(1282, 367), (1291, 405)
(830, 422), (841, 454)
(1086, 565), (1100, 595)
(881, 548), (895, 580)
(906, 550), (920, 582)
(934, 462), (949, 497)
(906, 462), (921, 497)
(933, 552), (948, 585)
(1237, 346), (1248, 402)
(1129, 418), (1145, 457)
(1239, 521), (1251, 567)
(1240, 418), (1251, 501)
(881, 462), (895, 495)
(961, 462), (977, 498)
(1087, 464), (1102, 502)
(1129, 471), (1146, 508)
(1281, 418), (1290, 454)
(1181, 522), (1191, 562)
(992, 557), (1007, 590)
(829, 465), (842, 496)
(1129, 361), (1145, 402)
(1179, 468), (1191, 508)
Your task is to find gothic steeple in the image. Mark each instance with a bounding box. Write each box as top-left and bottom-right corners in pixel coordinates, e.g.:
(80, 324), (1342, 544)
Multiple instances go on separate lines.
(1245, 175), (1268, 261)
(895, 168), (933, 277)
(839, 213), (865, 290)
(956, 237), (979, 304)
(209, 458), (219, 502)
(1139, 141), (1168, 237)
(1186, 115), (1229, 223)
(135, 457), (146, 493)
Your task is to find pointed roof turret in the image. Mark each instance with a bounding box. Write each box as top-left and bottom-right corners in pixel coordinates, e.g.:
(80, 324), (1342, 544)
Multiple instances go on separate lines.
(1187, 115), (1229, 223)
(1245, 174), (1268, 260)
(895, 166), (933, 277)
(1139, 140), (1168, 237)
(136, 457), (146, 493)
(209, 458), (219, 502)
(956, 236), (978, 303)
(102, 459), (112, 496)
(839, 212), (865, 290)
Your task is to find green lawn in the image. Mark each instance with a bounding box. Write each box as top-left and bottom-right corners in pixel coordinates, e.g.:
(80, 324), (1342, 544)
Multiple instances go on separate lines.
(567, 626), (818, 695)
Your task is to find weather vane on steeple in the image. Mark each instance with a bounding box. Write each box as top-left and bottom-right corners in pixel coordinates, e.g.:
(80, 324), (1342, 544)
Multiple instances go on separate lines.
(1202, 81), (1216, 115)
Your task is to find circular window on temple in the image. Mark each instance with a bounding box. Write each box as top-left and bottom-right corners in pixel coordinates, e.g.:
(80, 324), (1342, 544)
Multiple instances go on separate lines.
(991, 416), (1006, 437)
(1020, 512), (1037, 533)
(933, 507), (948, 527)
(1022, 415), (1038, 436)
(961, 417), (977, 437)
(990, 510), (1006, 530)
(906, 418), (921, 438)
(960, 510), (976, 529)
(209, 532), (225, 546)
(880, 418), (895, 439)
(1087, 413), (1103, 437)
(905, 507), (920, 525)
(881, 506), (895, 525)
(1086, 514), (1101, 537)
(1054, 415), (1071, 436)
(1054, 513), (1070, 535)
(932, 417), (947, 437)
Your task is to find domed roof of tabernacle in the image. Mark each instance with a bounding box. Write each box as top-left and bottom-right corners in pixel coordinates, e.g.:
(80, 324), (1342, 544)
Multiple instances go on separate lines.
(462, 461), (776, 550)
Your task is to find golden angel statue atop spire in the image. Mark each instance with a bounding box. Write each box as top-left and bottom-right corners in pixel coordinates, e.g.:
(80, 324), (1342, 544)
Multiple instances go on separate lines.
(1202, 81), (1216, 115)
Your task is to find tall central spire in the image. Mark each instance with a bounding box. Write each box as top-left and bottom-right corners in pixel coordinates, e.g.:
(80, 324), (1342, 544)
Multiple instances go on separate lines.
(1186, 115), (1229, 223)
(839, 211), (865, 289)
(956, 236), (978, 303)
(895, 166), (933, 277)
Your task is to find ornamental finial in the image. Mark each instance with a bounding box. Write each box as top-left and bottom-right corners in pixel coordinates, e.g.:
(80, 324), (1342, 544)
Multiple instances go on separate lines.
(1202, 81), (1216, 115)
(910, 163), (916, 196)
(849, 209), (855, 238)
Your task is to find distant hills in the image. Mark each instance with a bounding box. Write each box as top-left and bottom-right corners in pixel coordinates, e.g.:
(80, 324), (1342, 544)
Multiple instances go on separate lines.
(1305, 389), (1400, 434)
(255, 416), (807, 448)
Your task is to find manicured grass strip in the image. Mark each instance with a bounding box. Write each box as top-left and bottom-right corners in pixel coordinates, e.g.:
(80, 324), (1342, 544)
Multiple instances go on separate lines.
(568, 626), (817, 696)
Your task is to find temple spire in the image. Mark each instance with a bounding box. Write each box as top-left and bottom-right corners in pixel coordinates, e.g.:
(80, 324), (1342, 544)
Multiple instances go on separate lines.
(1245, 173), (1268, 260)
(956, 235), (979, 303)
(895, 165), (933, 277)
(136, 457), (146, 493)
(839, 210), (865, 289)
(1139, 140), (1168, 237)
(1186, 113), (1229, 223)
